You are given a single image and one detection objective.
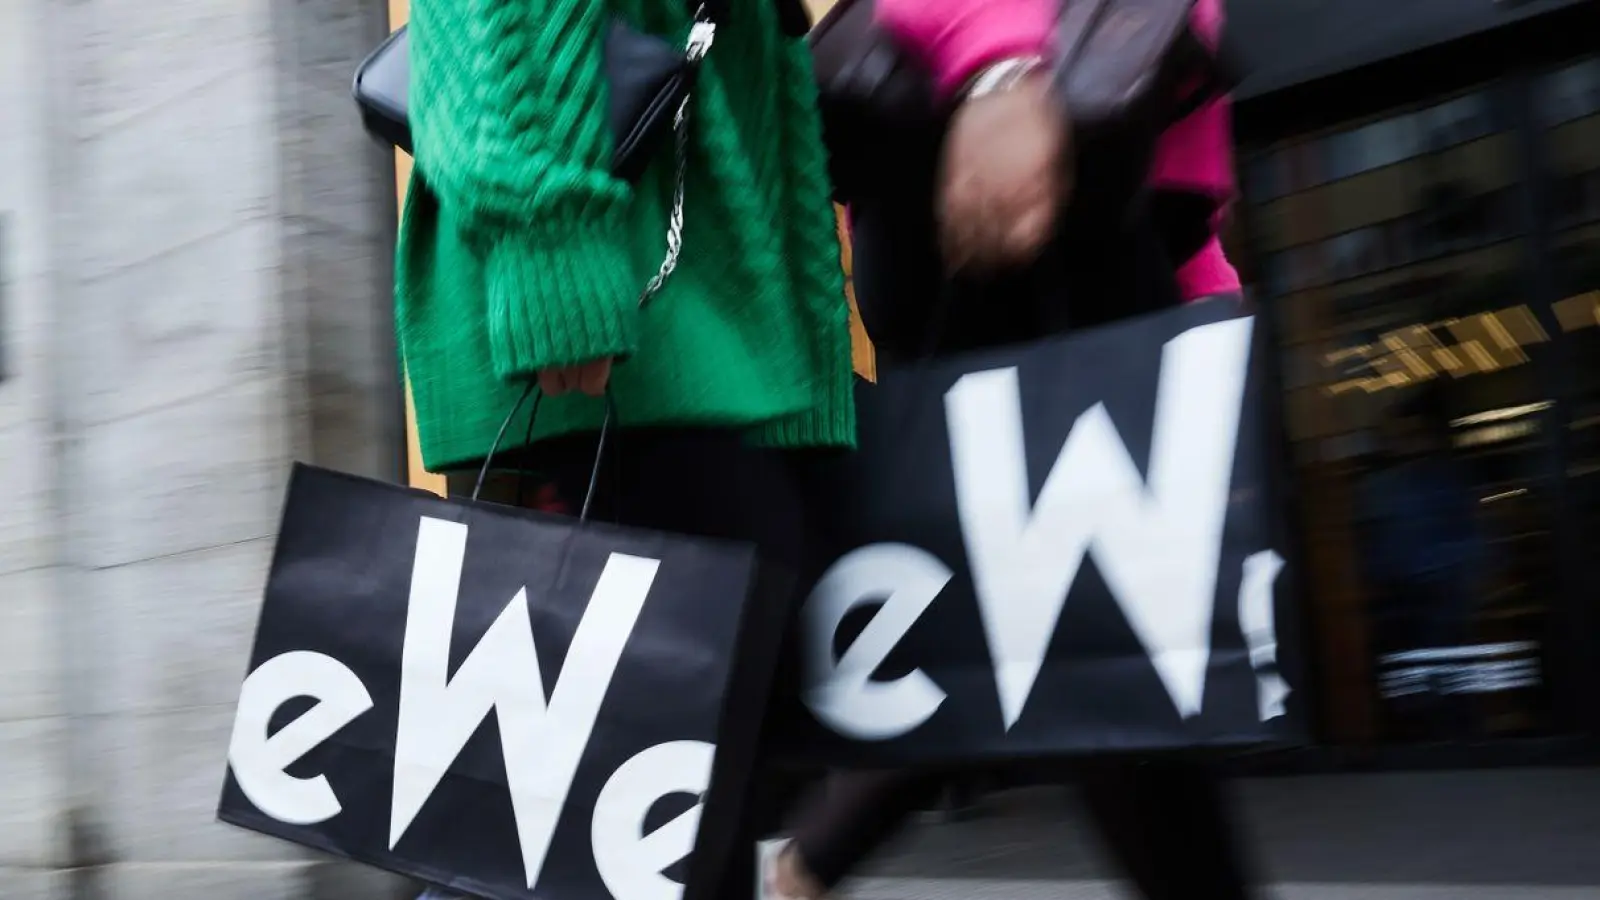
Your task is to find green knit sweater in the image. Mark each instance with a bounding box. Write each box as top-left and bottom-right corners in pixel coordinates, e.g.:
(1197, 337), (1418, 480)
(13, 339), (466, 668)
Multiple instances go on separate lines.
(396, 0), (856, 472)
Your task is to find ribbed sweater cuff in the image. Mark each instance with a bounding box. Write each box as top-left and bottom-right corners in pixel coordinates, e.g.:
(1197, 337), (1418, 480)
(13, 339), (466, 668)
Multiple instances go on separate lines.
(485, 224), (641, 379)
(754, 353), (859, 449)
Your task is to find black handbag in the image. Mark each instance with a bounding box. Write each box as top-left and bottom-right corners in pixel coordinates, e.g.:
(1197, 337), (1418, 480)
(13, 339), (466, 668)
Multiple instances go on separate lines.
(806, 0), (938, 204)
(353, 1), (718, 183)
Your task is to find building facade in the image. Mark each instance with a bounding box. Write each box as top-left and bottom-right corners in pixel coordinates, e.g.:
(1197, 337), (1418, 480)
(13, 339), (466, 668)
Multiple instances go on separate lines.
(1229, 0), (1600, 766)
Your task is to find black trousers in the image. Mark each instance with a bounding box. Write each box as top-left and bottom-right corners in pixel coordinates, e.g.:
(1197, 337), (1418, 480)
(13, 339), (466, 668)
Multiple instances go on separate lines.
(471, 427), (814, 574)
(787, 762), (1252, 900)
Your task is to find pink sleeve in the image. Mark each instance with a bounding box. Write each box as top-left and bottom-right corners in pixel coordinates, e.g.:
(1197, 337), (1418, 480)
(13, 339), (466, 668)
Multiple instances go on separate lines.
(1148, 94), (1233, 197)
(1189, 0), (1224, 45)
(875, 0), (1055, 99)
(880, 0), (1240, 277)
(1148, 0), (1234, 200)
(1176, 236), (1242, 301)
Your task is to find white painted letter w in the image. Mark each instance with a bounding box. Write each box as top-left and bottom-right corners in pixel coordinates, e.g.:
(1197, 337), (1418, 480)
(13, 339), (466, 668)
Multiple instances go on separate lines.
(945, 317), (1254, 728)
(390, 517), (659, 889)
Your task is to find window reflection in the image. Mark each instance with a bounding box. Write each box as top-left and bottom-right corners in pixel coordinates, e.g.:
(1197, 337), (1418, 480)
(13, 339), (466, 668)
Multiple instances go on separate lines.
(1241, 84), (1560, 744)
(1539, 58), (1600, 128)
(1256, 187), (1517, 294)
(1246, 90), (1499, 203)
(1541, 58), (1600, 585)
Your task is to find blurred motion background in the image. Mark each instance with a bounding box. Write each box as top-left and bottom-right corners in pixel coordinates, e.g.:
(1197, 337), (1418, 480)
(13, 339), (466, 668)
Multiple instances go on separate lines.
(2, 0), (1600, 897)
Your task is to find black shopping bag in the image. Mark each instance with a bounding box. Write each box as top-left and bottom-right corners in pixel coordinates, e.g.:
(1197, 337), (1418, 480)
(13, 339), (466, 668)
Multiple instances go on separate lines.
(217, 404), (788, 900)
(773, 296), (1303, 765)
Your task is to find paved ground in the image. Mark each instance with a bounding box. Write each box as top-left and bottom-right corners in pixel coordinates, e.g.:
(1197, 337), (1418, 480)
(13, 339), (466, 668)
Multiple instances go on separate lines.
(825, 770), (1600, 900)
(845, 876), (1600, 900)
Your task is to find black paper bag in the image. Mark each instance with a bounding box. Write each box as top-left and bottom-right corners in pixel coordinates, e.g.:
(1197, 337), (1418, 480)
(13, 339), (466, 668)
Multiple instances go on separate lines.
(776, 296), (1304, 765)
(218, 465), (787, 900)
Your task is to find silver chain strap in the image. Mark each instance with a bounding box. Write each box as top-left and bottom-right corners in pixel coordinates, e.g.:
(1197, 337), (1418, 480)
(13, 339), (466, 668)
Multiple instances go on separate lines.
(638, 16), (715, 308)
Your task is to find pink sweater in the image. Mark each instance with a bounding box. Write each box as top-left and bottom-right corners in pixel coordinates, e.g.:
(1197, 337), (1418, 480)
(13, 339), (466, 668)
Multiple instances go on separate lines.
(875, 0), (1242, 298)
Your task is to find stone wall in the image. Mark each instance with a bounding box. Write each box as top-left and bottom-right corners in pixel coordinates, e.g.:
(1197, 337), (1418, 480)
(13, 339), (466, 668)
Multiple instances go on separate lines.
(0, 0), (410, 896)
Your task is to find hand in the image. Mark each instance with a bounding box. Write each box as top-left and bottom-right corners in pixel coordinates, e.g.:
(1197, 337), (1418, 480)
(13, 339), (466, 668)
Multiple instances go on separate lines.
(537, 358), (613, 397)
(938, 72), (1072, 273)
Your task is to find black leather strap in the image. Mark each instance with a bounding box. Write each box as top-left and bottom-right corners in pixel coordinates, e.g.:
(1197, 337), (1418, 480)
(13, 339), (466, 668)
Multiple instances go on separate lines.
(1167, 28), (1244, 123)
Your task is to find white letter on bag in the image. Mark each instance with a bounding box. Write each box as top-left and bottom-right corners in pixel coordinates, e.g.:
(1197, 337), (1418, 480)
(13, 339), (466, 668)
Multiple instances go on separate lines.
(591, 740), (715, 900)
(802, 543), (951, 740)
(390, 516), (659, 890)
(228, 651), (374, 825)
(946, 316), (1254, 726)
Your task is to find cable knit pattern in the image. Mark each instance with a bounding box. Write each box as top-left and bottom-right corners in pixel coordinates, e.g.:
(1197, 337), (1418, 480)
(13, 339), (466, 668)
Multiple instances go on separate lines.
(411, 0), (640, 372)
(397, 0), (855, 470)
(756, 38), (859, 447)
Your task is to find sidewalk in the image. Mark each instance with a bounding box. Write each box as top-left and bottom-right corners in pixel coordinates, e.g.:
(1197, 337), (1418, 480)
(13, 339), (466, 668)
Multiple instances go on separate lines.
(846, 876), (1599, 900)
(836, 770), (1600, 900)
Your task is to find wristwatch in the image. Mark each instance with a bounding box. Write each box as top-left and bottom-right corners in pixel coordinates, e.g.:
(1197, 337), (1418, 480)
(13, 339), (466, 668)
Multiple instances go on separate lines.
(959, 55), (1047, 103)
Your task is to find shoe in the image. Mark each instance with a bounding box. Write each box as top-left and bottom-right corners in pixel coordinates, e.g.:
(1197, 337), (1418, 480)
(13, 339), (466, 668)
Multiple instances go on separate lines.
(763, 840), (826, 900)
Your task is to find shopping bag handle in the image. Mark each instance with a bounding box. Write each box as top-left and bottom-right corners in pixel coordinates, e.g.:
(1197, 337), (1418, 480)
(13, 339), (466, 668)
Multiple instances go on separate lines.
(471, 380), (616, 523)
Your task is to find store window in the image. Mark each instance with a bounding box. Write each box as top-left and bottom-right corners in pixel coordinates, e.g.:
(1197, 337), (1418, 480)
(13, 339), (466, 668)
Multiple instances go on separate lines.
(1541, 56), (1600, 587)
(1538, 58), (1600, 128)
(1241, 83), (1562, 746)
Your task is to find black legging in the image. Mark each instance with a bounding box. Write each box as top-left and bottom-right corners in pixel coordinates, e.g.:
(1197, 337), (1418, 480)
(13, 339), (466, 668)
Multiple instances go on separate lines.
(787, 762), (1252, 900)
